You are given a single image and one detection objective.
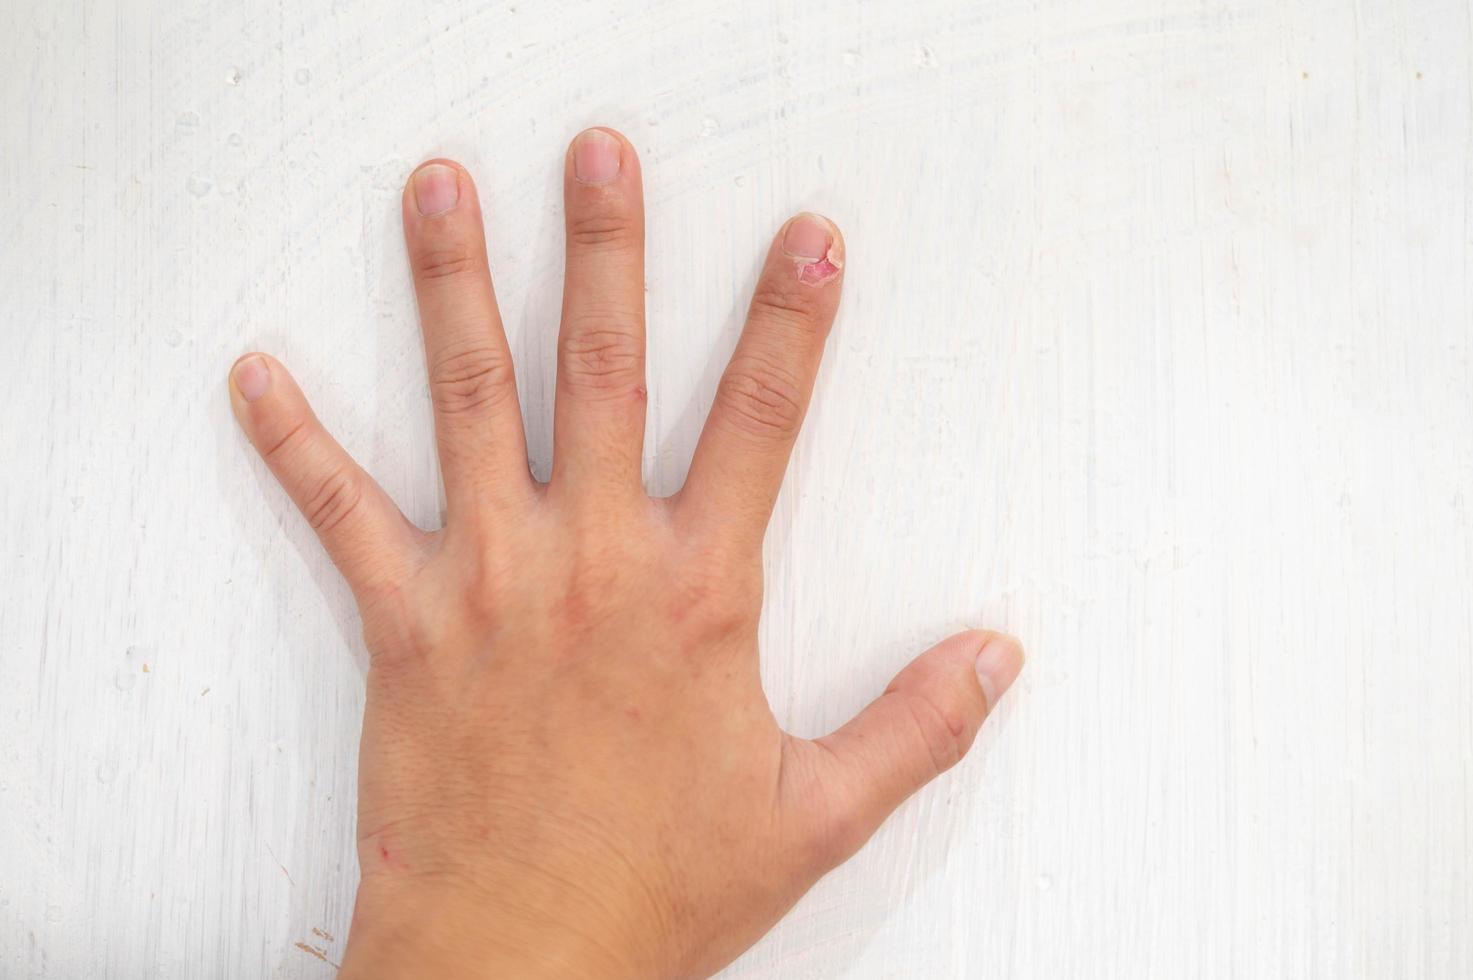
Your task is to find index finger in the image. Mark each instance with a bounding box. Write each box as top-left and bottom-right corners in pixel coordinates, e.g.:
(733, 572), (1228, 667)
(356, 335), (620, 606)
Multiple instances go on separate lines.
(675, 213), (844, 548)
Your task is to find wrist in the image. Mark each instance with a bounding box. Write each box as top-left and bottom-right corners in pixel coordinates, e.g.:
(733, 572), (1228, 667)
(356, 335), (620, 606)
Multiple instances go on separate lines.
(339, 877), (643, 980)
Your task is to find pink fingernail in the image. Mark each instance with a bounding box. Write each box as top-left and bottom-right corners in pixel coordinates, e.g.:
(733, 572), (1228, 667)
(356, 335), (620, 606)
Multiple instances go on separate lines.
(572, 128), (621, 183)
(233, 355), (270, 402)
(782, 213), (844, 285)
(412, 163), (460, 216)
(975, 635), (1024, 710)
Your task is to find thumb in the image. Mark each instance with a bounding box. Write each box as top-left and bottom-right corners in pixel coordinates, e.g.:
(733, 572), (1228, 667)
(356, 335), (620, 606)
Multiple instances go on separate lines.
(796, 630), (1024, 867)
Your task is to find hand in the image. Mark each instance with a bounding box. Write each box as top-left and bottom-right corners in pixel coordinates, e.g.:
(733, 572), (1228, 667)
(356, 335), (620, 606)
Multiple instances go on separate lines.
(228, 127), (1023, 979)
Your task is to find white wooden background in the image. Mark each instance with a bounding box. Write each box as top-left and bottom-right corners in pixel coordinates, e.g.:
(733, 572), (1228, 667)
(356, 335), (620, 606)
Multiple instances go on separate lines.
(3, 0), (1471, 976)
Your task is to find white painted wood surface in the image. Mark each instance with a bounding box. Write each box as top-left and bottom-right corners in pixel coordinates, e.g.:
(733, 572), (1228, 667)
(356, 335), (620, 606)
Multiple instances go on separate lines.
(3, 0), (1471, 976)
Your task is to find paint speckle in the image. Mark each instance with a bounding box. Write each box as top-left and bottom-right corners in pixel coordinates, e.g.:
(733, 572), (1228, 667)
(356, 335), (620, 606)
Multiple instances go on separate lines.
(96, 761), (118, 784)
(163, 329), (183, 348)
(45, 906), (63, 923)
(842, 49), (860, 67)
(293, 67), (312, 85)
(176, 110), (200, 129)
(311, 927), (336, 942)
(915, 43), (940, 68)
(700, 117), (719, 137)
(113, 668), (136, 692)
(227, 132), (244, 147)
(225, 66), (242, 86)
(265, 843), (294, 884)
(186, 175), (212, 197)
(734, 175), (746, 187)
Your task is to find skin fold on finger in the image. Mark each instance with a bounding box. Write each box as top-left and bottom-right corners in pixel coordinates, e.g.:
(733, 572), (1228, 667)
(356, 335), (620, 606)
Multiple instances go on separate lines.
(228, 352), (424, 596)
(551, 127), (648, 500)
(401, 158), (533, 518)
(676, 212), (845, 549)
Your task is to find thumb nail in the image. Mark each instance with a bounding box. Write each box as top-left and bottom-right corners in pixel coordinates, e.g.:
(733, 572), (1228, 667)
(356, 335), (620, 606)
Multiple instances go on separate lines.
(975, 634), (1024, 710)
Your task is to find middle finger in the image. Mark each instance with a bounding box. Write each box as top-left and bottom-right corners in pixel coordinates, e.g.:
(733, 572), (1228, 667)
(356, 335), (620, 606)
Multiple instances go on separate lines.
(552, 127), (648, 500)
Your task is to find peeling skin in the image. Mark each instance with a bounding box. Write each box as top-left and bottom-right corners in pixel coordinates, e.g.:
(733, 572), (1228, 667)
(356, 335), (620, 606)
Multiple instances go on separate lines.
(795, 243), (844, 286)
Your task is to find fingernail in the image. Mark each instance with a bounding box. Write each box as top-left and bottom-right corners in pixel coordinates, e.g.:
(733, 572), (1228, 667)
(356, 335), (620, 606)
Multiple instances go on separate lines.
(975, 635), (1024, 710)
(233, 355), (270, 402)
(783, 213), (844, 285)
(572, 128), (621, 183)
(412, 163), (460, 216)
(782, 212), (833, 261)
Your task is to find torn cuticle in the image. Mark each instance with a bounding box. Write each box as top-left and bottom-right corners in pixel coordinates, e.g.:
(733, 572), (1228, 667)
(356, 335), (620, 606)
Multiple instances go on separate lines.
(782, 212), (844, 286)
(795, 247), (844, 285)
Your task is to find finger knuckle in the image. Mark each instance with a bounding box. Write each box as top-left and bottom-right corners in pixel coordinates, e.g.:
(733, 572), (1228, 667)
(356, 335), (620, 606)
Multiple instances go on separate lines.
(554, 549), (632, 640)
(303, 467), (365, 535)
(261, 418), (310, 463)
(673, 558), (760, 639)
(413, 241), (479, 282)
(430, 344), (515, 418)
(559, 325), (644, 394)
(392, 538), (513, 654)
(458, 544), (519, 629)
(750, 281), (826, 333)
(717, 359), (806, 439)
(358, 580), (418, 656)
(566, 211), (638, 250)
(896, 691), (969, 778)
